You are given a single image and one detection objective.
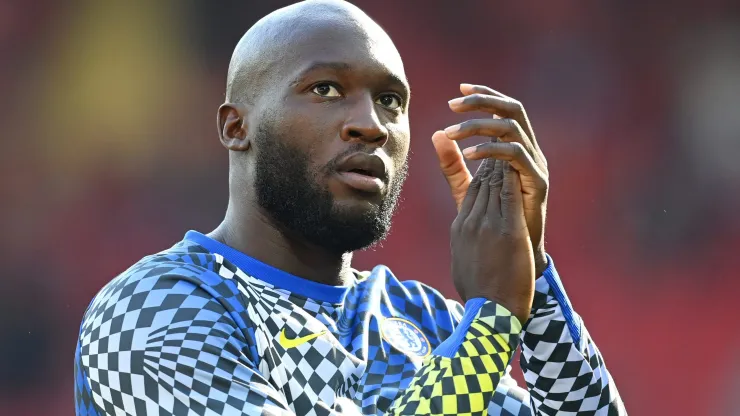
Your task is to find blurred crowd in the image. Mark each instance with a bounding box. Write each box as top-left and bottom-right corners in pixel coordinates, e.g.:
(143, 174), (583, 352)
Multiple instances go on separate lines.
(1, 1), (739, 414)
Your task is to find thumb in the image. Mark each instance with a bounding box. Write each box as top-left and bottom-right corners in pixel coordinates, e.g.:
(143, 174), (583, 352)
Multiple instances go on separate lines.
(432, 130), (471, 211)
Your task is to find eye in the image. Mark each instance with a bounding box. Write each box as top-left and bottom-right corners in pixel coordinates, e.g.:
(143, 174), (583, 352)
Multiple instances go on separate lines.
(311, 83), (341, 97)
(376, 94), (402, 110)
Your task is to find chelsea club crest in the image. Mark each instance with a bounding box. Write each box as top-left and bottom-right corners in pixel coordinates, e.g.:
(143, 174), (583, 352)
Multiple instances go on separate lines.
(381, 318), (431, 358)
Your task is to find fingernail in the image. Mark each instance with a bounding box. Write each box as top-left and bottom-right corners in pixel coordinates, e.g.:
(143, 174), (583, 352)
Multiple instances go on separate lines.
(448, 97), (464, 107)
(460, 83), (474, 90)
(462, 146), (476, 156)
(444, 124), (461, 136)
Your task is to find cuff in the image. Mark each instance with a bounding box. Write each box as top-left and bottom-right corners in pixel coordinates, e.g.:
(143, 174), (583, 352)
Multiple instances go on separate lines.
(434, 298), (521, 358)
(536, 254), (583, 349)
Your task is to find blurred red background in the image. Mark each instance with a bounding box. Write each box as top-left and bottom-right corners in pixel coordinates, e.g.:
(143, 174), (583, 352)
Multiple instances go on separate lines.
(1, 1), (739, 414)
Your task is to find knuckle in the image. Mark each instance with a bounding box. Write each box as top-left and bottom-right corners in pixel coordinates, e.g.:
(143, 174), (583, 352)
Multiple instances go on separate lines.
(451, 218), (462, 233)
(504, 118), (520, 133)
(476, 142), (493, 154)
(460, 119), (478, 133)
(461, 218), (479, 233)
(499, 188), (516, 201)
(472, 86), (489, 94)
(467, 177), (482, 191)
(466, 93), (486, 105)
(536, 176), (549, 190)
(489, 176), (504, 188)
(480, 217), (495, 229)
(507, 98), (524, 114)
(515, 100), (525, 113)
(510, 142), (526, 156)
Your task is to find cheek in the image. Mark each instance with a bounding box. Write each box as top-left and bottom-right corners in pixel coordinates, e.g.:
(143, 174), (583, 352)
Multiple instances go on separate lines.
(270, 106), (326, 154)
(387, 123), (411, 166)
(277, 101), (343, 160)
(278, 126), (336, 180)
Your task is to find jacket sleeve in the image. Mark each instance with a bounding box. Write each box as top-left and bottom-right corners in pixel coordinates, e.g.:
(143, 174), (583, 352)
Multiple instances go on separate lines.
(388, 298), (522, 415)
(518, 256), (625, 415)
(75, 271), (296, 416)
(387, 255), (626, 416)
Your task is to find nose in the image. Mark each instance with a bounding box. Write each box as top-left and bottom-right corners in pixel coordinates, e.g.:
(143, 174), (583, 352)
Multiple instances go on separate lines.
(340, 95), (388, 146)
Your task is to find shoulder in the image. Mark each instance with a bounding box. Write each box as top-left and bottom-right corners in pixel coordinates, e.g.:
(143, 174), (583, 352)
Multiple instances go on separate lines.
(86, 241), (212, 303)
(80, 239), (249, 334)
(75, 243), (267, 414)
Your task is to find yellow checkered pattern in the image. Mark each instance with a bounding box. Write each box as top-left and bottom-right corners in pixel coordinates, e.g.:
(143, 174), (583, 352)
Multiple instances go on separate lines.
(388, 302), (521, 415)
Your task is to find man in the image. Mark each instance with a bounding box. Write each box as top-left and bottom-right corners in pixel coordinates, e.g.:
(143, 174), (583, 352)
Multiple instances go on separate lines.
(74, 1), (624, 415)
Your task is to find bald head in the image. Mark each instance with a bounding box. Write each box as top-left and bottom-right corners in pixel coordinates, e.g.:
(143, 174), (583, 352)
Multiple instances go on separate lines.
(225, 0), (403, 104)
(217, 0), (411, 254)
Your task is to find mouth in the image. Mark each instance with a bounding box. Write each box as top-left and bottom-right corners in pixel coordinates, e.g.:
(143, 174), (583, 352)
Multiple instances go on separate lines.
(335, 171), (385, 193)
(347, 168), (376, 176)
(335, 153), (389, 193)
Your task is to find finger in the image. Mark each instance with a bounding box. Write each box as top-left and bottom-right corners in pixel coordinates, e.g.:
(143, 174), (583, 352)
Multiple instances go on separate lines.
(448, 94), (522, 118)
(469, 168), (491, 220)
(460, 83), (508, 99)
(445, 118), (537, 163)
(455, 84), (541, 159)
(458, 172), (481, 218)
(500, 162), (527, 233)
(487, 159), (503, 216)
(432, 130), (469, 179)
(448, 94), (538, 152)
(490, 158), (504, 188)
(432, 130), (471, 210)
(445, 118), (524, 140)
(474, 154), (495, 177)
(461, 142), (543, 180)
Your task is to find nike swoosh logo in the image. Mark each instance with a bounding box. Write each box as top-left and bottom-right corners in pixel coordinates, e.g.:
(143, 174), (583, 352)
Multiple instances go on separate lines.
(279, 329), (328, 349)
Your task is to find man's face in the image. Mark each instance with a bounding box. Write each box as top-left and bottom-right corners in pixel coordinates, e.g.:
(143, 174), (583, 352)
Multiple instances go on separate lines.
(251, 22), (411, 253)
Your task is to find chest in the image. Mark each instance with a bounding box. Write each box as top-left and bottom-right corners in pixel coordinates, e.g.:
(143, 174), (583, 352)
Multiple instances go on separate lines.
(249, 295), (435, 415)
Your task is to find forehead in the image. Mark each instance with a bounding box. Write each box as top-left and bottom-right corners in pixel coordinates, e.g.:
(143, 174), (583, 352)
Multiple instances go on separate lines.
(278, 20), (407, 86)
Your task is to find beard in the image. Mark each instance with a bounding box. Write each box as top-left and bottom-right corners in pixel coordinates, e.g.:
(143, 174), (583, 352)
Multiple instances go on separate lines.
(253, 122), (408, 254)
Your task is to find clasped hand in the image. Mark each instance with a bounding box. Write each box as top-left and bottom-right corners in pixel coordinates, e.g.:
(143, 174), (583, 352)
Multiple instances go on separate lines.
(433, 84), (549, 324)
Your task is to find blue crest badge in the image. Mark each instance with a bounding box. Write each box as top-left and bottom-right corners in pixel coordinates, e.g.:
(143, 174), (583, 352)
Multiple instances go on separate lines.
(381, 318), (431, 358)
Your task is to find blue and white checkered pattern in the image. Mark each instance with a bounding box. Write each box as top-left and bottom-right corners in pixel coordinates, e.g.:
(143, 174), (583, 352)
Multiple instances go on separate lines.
(75, 233), (624, 415)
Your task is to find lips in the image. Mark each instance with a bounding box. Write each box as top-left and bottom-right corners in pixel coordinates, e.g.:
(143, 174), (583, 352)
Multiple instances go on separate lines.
(334, 153), (389, 193)
(335, 153), (388, 182)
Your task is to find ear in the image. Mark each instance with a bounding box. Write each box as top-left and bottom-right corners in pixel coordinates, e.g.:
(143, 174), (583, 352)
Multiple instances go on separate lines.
(217, 103), (250, 151)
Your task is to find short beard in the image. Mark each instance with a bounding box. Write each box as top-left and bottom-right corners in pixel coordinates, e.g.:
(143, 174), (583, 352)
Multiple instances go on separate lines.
(253, 122), (408, 254)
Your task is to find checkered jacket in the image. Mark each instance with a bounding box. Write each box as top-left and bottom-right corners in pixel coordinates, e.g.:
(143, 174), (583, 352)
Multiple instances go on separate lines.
(74, 231), (624, 415)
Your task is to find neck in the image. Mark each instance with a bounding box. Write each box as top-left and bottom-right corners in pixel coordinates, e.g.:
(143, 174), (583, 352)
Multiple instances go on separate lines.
(208, 199), (354, 287)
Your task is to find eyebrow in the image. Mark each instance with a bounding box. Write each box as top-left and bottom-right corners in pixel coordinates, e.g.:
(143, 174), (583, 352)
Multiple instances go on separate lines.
(290, 61), (410, 97)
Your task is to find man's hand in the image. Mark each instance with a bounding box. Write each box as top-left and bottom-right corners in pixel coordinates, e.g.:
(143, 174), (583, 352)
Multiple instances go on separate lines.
(433, 83), (549, 275)
(451, 159), (535, 324)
